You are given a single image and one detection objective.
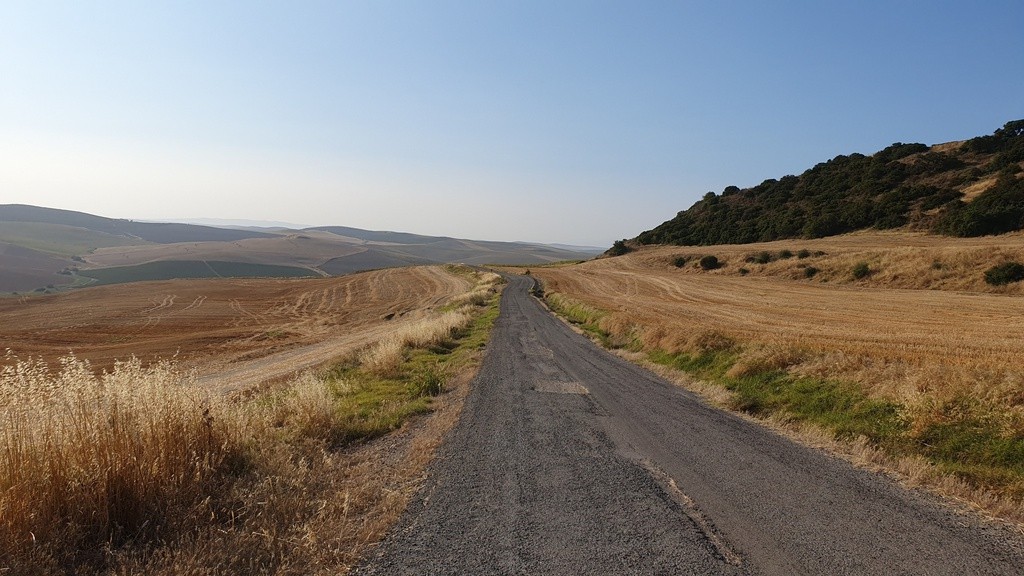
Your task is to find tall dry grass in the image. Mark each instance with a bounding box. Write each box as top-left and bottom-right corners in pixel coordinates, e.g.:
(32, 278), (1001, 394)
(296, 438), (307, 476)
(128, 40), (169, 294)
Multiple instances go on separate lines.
(360, 309), (473, 376)
(0, 355), (241, 571)
(0, 266), (504, 573)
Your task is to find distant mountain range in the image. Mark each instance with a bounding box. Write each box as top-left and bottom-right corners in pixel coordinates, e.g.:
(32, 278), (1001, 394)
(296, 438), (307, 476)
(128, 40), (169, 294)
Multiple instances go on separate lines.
(0, 204), (599, 293)
(622, 119), (1024, 251)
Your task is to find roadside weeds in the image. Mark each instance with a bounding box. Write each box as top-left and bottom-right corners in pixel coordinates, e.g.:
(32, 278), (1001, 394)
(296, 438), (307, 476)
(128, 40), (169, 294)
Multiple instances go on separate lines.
(0, 268), (503, 575)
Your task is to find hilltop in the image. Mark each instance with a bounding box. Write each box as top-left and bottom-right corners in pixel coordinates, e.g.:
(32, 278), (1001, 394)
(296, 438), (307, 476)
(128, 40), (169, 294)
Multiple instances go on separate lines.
(0, 205), (597, 292)
(625, 120), (1024, 250)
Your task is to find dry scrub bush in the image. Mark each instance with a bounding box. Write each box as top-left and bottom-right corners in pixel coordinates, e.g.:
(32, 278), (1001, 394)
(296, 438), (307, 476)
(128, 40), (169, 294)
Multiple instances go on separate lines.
(0, 355), (239, 569)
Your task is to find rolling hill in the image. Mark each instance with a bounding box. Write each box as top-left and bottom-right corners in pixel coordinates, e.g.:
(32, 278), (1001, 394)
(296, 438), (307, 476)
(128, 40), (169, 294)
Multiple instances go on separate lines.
(625, 119), (1024, 250)
(0, 205), (595, 292)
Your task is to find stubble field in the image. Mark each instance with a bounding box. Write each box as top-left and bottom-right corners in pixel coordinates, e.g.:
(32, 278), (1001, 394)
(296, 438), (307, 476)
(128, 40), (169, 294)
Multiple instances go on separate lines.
(0, 265), (470, 390)
(533, 231), (1024, 519)
(534, 231), (1024, 399)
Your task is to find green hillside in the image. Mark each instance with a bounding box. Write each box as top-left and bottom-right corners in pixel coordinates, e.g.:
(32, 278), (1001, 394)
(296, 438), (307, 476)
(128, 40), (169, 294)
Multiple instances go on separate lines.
(631, 120), (1024, 248)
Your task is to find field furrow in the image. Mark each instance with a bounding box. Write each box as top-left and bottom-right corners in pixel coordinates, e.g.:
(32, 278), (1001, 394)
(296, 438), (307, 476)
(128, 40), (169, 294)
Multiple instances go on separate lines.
(0, 266), (473, 388)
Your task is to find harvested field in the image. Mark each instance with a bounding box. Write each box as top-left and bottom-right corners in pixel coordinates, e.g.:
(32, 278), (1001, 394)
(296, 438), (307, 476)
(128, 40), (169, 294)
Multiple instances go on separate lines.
(0, 266), (471, 391)
(621, 229), (1024, 293)
(533, 233), (1024, 404)
(534, 234), (1024, 517)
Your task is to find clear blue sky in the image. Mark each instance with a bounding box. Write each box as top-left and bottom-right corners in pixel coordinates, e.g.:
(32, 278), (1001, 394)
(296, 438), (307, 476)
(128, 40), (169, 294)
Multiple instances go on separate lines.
(2, 1), (1022, 246)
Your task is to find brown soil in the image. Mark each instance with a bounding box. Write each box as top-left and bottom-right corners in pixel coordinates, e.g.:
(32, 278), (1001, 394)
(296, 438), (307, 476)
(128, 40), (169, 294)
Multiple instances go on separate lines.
(0, 266), (470, 388)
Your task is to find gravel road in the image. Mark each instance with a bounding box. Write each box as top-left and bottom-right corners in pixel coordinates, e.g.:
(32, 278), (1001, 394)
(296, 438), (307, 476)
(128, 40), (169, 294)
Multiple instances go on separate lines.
(356, 275), (1024, 575)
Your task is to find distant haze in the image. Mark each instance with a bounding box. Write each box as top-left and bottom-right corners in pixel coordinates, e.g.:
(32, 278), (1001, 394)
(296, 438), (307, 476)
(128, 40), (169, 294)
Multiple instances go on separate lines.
(156, 218), (314, 230)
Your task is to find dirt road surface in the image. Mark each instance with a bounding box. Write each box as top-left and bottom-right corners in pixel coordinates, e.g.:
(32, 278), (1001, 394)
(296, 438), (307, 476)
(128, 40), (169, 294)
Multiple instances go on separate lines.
(357, 275), (1024, 575)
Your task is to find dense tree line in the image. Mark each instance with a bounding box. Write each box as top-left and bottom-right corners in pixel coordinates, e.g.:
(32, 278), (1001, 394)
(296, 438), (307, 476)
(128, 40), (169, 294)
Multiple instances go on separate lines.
(633, 120), (1024, 247)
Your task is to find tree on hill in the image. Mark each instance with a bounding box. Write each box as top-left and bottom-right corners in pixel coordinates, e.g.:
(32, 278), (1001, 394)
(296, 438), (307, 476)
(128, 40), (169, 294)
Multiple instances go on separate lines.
(631, 120), (1024, 248)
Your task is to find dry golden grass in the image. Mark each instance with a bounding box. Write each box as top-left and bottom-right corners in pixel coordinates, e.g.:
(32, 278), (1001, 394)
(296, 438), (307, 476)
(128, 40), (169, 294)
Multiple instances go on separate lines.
(535, 232), (1024, 521)
(0, 355), (240, 573)
(357, 308), (473, 378)
(0, 267), (502, 574)
(620, 229), (1024, 293)
(535, 234), (1024, 405)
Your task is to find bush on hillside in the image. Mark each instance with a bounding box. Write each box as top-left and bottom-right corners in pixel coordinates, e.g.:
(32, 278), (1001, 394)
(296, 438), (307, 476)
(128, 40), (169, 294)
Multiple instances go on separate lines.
(699, 255), (721, 270)
(607, 240), (632, 256)
(984, 262), (1024, 286)
(852, 262), (871, 280)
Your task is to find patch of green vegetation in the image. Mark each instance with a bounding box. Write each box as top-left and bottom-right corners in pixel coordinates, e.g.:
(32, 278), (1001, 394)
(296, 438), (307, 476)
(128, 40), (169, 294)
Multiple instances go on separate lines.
(320, 292), (500, 444)
(699, 255), (720, 270)
(607, 240), (632, 256)
(984, 261), (1024, 286)
(79, 260), (315, 285)
(544, 293), (608, 342)
(851, 261), (871, 279)
(632, 119), (1023, 247)
(208, 261), (317, 278)
(645, 347), (1024, 496)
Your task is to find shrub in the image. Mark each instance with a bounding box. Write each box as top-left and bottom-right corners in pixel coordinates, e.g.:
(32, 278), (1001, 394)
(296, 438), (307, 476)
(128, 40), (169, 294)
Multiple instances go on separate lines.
(984, 262), (1024, 286)
(797, 249), (811, 259)
(672, 256), (688, 268)
(778, 249), (794, 259)
(699, 255), (720, 270)
(608, 240), (632, 256)
(738, 267), (750, 276)
(804, 266), (819, 278)
(852, 262), (871, 280)
(931, 261), (944, 270)
(753, 251), (773, 264)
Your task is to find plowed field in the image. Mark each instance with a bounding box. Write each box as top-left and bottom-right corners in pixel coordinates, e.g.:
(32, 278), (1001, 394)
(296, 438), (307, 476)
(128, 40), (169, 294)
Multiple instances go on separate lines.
(0, 266), (470, 391)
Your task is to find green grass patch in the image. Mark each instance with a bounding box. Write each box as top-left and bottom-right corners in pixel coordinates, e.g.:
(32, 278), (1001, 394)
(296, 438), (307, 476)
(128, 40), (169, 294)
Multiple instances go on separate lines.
(544, 292), (613, 343)
(317, 292), (500, 445)
(80, 260), (316, 285)
(647, 347), (1024, 495)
